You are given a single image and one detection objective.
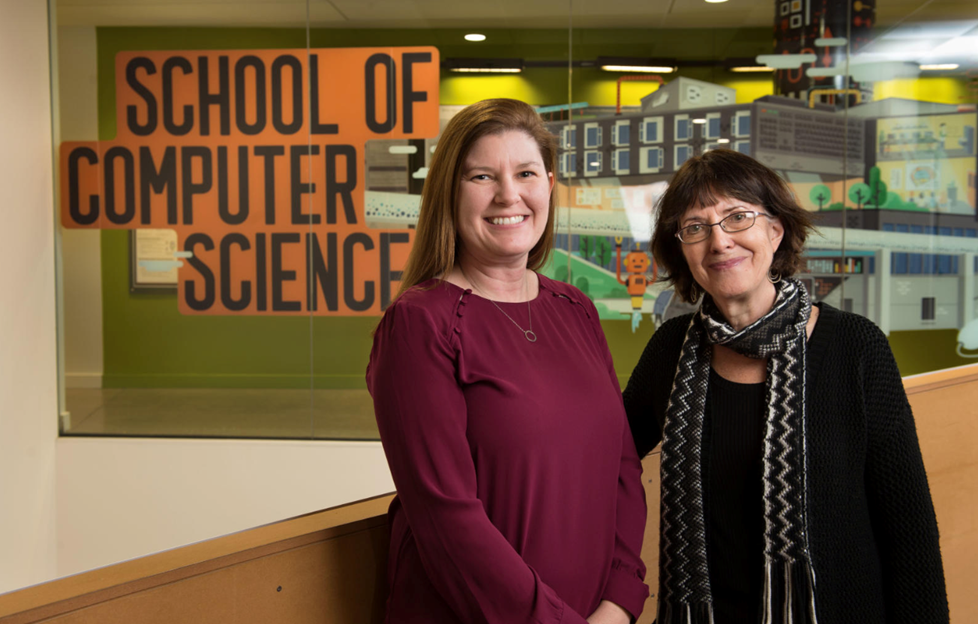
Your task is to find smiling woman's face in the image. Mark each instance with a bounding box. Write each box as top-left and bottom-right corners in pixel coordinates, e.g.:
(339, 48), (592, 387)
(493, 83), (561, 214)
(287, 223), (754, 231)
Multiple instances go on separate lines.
(679, 195), (784, 309)
(454, 130), (554, 270)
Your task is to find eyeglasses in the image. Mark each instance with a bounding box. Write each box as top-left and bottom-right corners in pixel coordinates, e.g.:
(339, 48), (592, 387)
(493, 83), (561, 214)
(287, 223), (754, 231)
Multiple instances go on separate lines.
(674, 210), (772, 244)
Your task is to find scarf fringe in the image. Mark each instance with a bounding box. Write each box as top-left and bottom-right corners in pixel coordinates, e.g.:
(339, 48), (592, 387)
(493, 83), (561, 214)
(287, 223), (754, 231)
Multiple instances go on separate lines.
(762, 559), (819, 624)
(657, 598), (715, 624)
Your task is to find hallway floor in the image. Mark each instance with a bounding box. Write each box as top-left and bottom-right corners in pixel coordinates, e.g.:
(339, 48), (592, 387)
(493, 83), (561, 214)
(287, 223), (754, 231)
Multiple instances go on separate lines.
(63, 388), (380, 439)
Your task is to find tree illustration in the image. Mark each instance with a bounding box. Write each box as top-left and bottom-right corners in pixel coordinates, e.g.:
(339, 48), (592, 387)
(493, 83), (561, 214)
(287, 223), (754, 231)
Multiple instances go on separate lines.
(809, 184), (831, 210)
(848, 183), (871, 209)
(866, 166), (889, 208)
(595, 237), (613, 268)
(579, 235), (595, 261)
(575, 276), (591, 297)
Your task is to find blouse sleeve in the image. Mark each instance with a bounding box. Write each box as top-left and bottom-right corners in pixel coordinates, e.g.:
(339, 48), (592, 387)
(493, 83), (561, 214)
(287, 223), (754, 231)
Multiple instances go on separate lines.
(367, 299), (589, 624)
(861, 325), (949, 623)
(587, 304), (650, 620)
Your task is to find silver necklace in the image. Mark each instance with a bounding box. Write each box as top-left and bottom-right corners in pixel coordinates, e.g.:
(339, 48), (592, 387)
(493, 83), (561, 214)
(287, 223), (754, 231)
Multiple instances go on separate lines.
(460, 268), (537, 343)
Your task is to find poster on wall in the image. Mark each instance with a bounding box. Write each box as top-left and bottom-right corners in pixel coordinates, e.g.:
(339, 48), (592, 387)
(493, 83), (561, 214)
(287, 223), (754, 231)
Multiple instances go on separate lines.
(130, 229), (179, 290)
(60, 47), (440, 316)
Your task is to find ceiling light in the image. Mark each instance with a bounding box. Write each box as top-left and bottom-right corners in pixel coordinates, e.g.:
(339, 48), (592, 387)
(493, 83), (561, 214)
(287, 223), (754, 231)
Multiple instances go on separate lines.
(598, 56), (676, 73)
(717, 138), (730, 144)
(919, 63), (959, 70)
(692, 118), (707, 124)
(444, 58), (523, 73)
(705, 0), (729, 3)
(451, 67), (521, 73)
(725, 57), (776, 73)
(730, 65), (775, 72)
(464, 34), (486, 42)
(601, 64), (676, 73)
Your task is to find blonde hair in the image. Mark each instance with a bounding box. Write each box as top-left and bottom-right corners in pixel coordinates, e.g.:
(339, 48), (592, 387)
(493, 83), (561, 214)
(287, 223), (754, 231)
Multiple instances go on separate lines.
(396, 98), (558, 297)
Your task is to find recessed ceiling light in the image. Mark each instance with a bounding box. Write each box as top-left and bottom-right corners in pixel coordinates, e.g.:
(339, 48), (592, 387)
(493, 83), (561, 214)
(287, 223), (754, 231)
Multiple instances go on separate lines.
(450, 67), (521, 73)
(919, 63), (959, 71)
(730, 65), (775, 72)
(445, 58), (523, 73)
(464, 34), (486, 42)
(692, 118), (707, 124)
(601, 64), (675, 73)
(705, 0), (728, 3)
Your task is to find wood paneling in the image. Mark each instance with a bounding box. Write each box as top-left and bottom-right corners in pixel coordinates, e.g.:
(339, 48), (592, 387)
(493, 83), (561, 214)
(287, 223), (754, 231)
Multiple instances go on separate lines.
(0, 495), (394, 624)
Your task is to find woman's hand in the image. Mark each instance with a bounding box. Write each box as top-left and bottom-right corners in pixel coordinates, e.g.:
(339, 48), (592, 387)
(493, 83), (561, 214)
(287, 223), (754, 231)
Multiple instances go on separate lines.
(586, 600), (632, 624)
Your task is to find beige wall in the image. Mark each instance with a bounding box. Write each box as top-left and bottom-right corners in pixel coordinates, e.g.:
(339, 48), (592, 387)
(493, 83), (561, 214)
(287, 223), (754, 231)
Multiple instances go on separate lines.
(0, 0), (59, 594)
(55, 438), (394, 577)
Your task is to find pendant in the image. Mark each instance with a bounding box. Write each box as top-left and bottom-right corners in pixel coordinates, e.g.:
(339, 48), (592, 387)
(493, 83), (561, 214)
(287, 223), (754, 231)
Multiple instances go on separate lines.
(524, 330), (537, 343)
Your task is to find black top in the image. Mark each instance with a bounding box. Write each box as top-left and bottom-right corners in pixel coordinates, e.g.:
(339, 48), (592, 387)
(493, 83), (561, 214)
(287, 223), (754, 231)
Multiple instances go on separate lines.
(704, 369), (765, 624)
(623, 303), (949, 624)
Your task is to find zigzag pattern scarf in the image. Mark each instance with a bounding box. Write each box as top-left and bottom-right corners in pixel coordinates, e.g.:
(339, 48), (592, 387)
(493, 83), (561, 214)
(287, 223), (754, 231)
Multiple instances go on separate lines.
(657, 278), (818, 624)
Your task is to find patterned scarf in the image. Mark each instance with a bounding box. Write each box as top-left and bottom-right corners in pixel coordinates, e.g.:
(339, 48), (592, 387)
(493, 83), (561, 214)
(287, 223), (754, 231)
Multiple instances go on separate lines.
(657, 278), (818, 624)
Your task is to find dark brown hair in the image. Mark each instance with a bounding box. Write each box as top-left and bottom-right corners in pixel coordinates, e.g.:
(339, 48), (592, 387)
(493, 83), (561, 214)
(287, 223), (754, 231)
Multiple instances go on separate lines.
(397, 98), (558, 297)
(650, 149), (816, 303)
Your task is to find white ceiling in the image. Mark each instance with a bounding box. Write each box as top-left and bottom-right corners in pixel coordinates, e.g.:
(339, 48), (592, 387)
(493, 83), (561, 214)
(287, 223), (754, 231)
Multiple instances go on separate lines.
(55, 0), (978, 30)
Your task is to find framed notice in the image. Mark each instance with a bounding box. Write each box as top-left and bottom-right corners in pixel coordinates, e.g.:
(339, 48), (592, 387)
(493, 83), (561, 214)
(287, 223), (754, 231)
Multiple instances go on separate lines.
(130, 229), (179, 292)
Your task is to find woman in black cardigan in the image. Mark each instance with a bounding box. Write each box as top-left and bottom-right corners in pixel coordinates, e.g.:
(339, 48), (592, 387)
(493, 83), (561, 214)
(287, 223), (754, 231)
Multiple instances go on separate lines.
(624, 149), (948, 624)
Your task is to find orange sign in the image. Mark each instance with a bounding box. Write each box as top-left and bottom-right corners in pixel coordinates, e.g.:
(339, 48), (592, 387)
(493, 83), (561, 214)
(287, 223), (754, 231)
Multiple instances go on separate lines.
(60, 47), (439, 315)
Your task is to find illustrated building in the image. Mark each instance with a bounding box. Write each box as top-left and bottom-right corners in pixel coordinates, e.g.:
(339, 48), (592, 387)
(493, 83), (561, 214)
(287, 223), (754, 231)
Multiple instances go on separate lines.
(544, 81), (978, 334)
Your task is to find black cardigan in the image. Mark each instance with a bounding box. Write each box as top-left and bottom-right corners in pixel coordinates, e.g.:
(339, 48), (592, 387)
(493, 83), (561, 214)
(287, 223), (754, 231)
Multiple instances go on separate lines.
(623, 303), (949, 624)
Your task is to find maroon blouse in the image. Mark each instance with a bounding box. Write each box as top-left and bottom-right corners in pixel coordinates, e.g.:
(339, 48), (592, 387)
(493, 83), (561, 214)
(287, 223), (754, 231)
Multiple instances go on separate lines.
(367, 274), (648, 624)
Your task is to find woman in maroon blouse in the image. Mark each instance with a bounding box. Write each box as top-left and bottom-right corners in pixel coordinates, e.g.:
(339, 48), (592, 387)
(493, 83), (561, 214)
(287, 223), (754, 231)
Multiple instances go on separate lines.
(367, 99), (649, 624)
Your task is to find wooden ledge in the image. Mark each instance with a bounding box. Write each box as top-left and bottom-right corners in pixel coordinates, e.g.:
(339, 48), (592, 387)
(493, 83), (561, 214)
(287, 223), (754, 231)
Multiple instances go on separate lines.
(0, 493), (395, 623)
(903, 363), (978, 395)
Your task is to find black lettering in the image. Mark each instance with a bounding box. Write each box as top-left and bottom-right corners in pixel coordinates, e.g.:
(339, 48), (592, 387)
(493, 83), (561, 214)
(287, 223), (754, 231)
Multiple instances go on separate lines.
(271, 233), (301, 311)
(271, 55), (302, 135)
(185, 233), (215, 311)
(104, 147), (136, 225)
(291, 144), (320, 224)
(256, 232), (267, 311)
(364, 53), (395, 134)
(139, 146), (177, 225)
(380, 232), (409, 310)
(218, 146), (249, 225)
(125, 57), (157, 136)
(308, 55), (338, 135)
(181, 146), (212, 225)
(254, 145), (284, 225)
(343, 233), (374, 311)
(162, 56), (194, 136)
(198, 55), (230, 136)
(234, 56), (266, 135)
(326, 144), (358, 225)
(402, 53), (431, 134)
(307, 232), (338, 311)
(68, 147), (99, 225)
(220, 233), (251, 311)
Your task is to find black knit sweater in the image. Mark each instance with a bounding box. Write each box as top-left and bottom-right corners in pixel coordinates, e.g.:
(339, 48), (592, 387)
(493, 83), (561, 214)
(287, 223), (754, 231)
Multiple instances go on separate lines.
(623, 303), (949, 624)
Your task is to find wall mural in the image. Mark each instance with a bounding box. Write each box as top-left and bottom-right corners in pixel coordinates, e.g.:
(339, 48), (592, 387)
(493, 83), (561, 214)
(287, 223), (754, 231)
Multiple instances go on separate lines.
(58, 42), (978, 360)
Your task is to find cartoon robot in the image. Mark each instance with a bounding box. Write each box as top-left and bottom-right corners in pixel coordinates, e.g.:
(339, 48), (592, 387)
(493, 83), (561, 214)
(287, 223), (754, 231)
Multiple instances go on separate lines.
(615, 237), (657, 332)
